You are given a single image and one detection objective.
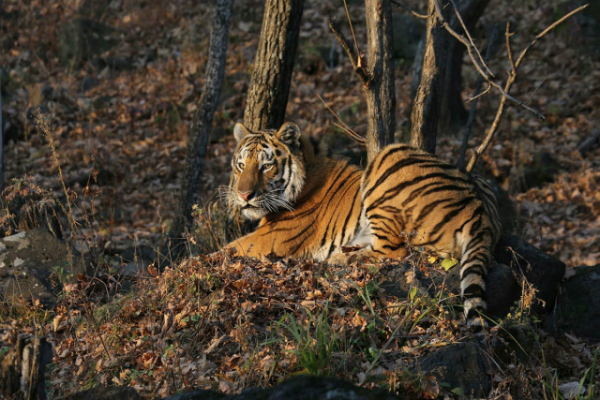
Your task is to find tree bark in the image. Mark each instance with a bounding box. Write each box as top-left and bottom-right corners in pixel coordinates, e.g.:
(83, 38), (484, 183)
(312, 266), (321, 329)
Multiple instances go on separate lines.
(364, 0), (396, 162)
(0, 335), (52, 400)
(441, 0), (491, 134)
(410, 0), (450, 154)
(169, 0), (234, 257)
(228, 0), (303, 232)
(243, 0), (304, 131)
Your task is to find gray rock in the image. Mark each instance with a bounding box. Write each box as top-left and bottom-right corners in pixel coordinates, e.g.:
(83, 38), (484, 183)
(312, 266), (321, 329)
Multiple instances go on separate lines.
(493, 234), (566, 317)
(544, 265), (600, 340)
(67, 386), (141, 400)
(380, 234), (565, 320)
(0, 228), (89, 309)
(164, 375), (405, 399)
(416, 343), (490, 398)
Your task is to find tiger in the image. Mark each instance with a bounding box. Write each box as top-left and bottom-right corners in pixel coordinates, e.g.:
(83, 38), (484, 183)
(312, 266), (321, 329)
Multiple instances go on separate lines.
(225, 121), (364, 260)
(224, 121), (501, 325)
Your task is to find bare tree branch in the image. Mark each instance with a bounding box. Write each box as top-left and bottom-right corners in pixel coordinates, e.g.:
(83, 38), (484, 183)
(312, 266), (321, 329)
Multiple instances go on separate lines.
(466, 83), (491, 103)
(328, 18), (371, 88)
(342, 0), (362, 61)
(434, 0), (545, 120)
(448, 0), (493, 77)
(437, 0), (491, 134)
(465, 4), (587, 173)
(315, 92), (366, 145)
(328, 0), (396, 161)
(410, 0), (450, 154)
(457, 23), (498, 171)
(390, 0), (428, 19)
(168, 0), (234, 258)
(514, 4), (588, 68)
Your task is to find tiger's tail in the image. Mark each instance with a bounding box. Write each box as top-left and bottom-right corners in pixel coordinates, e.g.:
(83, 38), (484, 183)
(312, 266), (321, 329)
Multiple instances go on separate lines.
(459, 232), (495, 326)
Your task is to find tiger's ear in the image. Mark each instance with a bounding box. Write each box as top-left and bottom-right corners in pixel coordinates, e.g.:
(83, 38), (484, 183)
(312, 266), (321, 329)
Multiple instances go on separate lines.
(233, 123), (251, 143)
(276, 122), (302, 149)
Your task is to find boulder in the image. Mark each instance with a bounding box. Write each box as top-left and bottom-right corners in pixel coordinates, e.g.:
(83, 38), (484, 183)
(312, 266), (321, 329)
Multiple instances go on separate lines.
(164, 375), (404, 400)
(544, 264), (600, 340)
(68, 386), (141, 400)
(416, 342), (490, 398)
(492, 234), (566, 317)
(380, 234), (565, 320)
(0, 228), (89, 309)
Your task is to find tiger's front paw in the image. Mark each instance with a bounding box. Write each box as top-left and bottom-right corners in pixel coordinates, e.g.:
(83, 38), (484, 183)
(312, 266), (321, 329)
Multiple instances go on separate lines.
(327, 248), (377, 265)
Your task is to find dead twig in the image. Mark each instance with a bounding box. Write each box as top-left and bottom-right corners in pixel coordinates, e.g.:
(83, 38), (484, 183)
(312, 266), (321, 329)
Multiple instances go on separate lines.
(514, 5), (588, 68)
(457, 23), (498, 171)
(434, 0), (544, 120)
(448, 0), (494, 78)
(342, 0), (361, 62)
(315, 91), (366, 146)
(465, 84), (491, 103)
(465, 5), (588, 172)
(333, 122), (366, 145)
(465, 23), (516, 173)
(328, 18), (371, 88)
(390, 0), (428, 19)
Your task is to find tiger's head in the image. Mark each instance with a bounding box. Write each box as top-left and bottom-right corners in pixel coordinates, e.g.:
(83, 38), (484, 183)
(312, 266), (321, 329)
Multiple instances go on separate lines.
(229, 122), (308, 221)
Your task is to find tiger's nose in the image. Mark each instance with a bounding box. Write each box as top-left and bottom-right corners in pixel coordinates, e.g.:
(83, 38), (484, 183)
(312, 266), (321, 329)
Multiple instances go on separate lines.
(238, 191), (255, 201)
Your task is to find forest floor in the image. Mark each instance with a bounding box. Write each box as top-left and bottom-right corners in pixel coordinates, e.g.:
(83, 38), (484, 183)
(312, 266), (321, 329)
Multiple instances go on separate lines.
(0, 0), (599, 398)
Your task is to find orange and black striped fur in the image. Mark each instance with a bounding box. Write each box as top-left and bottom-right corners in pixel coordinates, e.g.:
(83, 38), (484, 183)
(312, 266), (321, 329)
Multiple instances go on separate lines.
(225, 122), (364, 260)
(348, 145), (501, 323)
(225, 122), (501, 324)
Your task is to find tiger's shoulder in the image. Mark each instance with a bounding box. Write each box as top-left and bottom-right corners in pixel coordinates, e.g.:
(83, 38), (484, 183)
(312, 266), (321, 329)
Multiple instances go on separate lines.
(225, 122), (363, 260)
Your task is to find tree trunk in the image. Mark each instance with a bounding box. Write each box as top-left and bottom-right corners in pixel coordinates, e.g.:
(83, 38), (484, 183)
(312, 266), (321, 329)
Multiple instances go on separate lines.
(168, 0), (234, 258)
(363, 0), (396, 162)
(228, 0), (303, 233)
(0, 335), (52, 400)
(409, 0), (450, 154)
(243, 0), (304, 131)
(441, 0), (491, 135)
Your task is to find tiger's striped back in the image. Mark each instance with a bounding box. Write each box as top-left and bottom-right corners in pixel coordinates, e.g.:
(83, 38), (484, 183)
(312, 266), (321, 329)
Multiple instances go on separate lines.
(356, 144), (501, 323)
